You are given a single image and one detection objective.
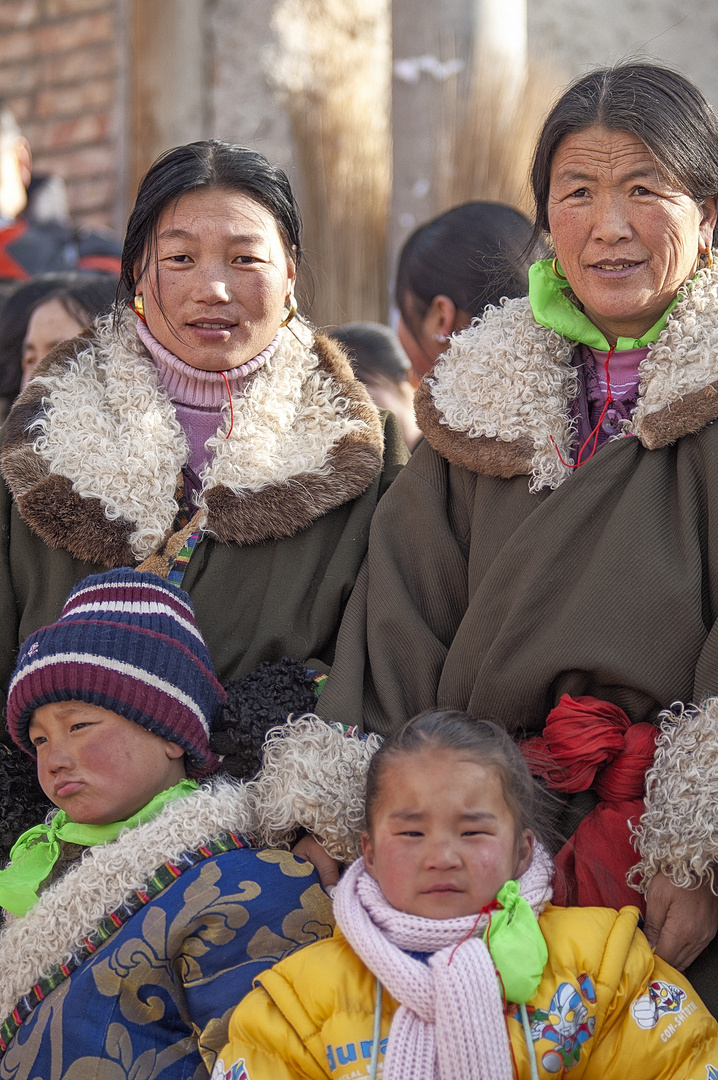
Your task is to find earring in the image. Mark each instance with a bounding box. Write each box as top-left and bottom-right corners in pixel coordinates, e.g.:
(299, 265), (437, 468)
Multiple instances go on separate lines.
(552, 257), (567, 280)
(708, 248), (714, 271)
(279, 294), (297, 328)
(432, 333), (449, 343)
(131, 294), (145, 318)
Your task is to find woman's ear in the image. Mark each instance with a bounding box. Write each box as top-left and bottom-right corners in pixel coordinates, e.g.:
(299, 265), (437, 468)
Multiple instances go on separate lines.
(515, 829), (535, 879)
(286, 246), (297, 297)
(425, 293), (457, 341)
(699, 195), (718, 252)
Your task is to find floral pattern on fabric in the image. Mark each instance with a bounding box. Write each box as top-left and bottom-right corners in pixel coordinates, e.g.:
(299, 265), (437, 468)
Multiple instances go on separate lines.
(0, 848), (333, 1080)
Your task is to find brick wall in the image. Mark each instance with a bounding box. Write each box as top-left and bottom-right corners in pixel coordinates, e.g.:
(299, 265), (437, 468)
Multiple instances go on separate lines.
(0, 0), (123, 232)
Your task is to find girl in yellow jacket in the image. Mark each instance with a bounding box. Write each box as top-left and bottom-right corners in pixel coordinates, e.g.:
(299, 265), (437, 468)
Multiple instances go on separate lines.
(213, 710), (718, 1080)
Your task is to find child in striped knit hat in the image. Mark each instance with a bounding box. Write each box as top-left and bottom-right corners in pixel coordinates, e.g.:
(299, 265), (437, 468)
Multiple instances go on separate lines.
(215, 710), (718, 1080)
(0, 569), (353, 1080)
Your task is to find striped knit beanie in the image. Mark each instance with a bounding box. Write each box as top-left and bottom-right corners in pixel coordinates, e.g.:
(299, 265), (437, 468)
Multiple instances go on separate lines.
(7, 569), (223, 778)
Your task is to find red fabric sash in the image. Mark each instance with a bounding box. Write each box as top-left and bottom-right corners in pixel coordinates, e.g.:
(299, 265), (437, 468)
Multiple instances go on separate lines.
(520, 694), (657, 911)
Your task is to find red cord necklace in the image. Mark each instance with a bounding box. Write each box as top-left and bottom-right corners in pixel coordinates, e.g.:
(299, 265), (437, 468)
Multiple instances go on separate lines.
(551, 343), (616, 469)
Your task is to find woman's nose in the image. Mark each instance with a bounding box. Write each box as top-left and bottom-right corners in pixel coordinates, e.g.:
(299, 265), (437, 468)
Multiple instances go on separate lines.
(193, 274), (230, 304)
(591, 195), (633, 245)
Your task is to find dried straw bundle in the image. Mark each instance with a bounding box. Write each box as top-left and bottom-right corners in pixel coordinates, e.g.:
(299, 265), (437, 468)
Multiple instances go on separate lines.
(268, 0), (391, 326)
(436, 56), (562, 216)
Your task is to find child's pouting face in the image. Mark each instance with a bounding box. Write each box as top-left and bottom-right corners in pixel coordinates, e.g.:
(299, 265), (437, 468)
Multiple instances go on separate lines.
(362, 748), (533, 919)
(28, 701), (187, 825)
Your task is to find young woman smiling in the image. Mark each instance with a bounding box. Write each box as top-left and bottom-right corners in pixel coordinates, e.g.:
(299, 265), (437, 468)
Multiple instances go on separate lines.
(0, 141), (406, 727)
(319, 63), (718, 1009)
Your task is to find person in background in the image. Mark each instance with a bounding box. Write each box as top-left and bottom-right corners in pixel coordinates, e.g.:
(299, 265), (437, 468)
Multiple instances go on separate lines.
(0, 102), (121, 291)
(0, 272), (118, 421)
(328, 322), (421, 451)
(395, 201), (542, 380)
(20, 274), (119, 388)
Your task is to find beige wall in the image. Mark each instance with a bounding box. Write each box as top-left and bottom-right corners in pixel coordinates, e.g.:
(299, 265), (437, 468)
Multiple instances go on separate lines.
(528, 0), (718, 108)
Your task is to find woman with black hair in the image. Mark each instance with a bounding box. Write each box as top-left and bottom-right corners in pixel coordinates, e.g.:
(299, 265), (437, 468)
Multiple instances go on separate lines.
(0, 140), (406, 734)
(0, 271), (118, 419)
(320, 63), (718, 1007)
(20, 274), (119, 388)
(395, 201), (541, 378)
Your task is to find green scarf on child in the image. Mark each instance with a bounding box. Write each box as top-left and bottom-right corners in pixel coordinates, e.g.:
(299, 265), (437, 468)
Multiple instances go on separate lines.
(0, 779), (198, 917)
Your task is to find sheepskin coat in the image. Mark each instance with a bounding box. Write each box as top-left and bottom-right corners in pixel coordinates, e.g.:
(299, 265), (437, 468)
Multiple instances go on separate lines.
(0, 776), (334, 1080)
(0, 313), (407, 733)
(319, 266), (718, 736)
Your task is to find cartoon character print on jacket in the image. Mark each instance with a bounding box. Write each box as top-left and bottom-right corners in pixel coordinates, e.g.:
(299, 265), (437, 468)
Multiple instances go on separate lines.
(631, 980), (686, 1030)
(212, 1059), (249, 1080)
(524, 975), (598, 1074)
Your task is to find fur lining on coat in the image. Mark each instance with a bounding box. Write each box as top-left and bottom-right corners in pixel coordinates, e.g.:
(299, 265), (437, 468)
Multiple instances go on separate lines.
(0, 716), (376, 1022)
(1, 310), (384, 564)
(416, 264), (718, 491)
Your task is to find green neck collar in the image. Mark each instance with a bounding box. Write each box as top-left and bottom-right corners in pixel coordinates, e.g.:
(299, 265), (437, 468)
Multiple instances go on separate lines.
(528, 257), (679, 352)
(0, 778), (198, 917)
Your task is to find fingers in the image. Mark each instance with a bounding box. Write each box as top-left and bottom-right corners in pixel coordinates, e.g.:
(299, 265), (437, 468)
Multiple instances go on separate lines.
(291, 834), (341, 889)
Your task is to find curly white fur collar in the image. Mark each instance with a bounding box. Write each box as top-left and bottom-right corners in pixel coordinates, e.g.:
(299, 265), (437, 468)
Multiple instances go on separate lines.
(2, 311), (383, 564)
(416, 265), (718, 491)
(0, 717), (376, 1023)
(0, 777), (256, 1022)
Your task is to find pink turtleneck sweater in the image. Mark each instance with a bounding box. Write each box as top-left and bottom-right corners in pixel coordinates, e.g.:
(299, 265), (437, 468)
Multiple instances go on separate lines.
(136, 319), (278, 506)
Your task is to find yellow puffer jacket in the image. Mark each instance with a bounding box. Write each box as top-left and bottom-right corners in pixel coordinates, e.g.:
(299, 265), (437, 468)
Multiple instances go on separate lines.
(212, 904), (718, 1080)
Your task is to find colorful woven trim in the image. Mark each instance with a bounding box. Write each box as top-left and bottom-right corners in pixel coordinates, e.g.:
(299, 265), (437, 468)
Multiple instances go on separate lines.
(313, 673), (328, 698)
(167, 529), (202, 586)
(0, 830), (254, 1059)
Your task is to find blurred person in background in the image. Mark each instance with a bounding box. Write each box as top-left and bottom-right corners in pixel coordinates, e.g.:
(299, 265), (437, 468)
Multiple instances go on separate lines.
(328, 322), (421, 450)
(396, 201), (543, 379)
(0, 272), (118, 421)
(20, 273), (119, 388)
(0, 102), (121, 291)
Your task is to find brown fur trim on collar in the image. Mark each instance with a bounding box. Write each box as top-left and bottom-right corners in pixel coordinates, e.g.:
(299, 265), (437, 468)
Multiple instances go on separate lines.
(417, 266), (718, 488)
(2, 315), (383, 566)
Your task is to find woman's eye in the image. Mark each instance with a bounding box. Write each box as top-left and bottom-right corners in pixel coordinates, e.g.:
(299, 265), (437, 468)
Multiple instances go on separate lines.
(570, 187), (589, 198)
(398, 830), (423, 837)
(161, 253), (192, 264)
(633, 186), (651, 196)
(31, 735), (47, 747)
(235, 254), (262, 265)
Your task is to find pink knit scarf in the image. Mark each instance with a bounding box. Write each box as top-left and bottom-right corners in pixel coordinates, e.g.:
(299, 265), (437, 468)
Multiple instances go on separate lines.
(333, 847), (553, 1080)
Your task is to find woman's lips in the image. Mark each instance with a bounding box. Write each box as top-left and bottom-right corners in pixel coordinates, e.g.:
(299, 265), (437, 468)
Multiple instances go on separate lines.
(54, 780), (83, 798)
(187, 321), (235, 342)
(588, 260), (644, 279)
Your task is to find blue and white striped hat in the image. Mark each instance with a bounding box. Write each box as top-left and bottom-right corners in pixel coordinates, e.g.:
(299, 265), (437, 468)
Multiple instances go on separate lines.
(7, 569), (224, 777)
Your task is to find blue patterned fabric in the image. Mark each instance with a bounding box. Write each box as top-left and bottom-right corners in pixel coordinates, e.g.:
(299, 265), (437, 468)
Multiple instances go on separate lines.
(0, 847), (333, 1079)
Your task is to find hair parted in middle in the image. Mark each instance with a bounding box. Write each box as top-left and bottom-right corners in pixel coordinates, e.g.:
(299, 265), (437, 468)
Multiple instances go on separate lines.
(364, 709), (541, 842)
(120, 140), (303, 301)
(531, 61), (718, 249)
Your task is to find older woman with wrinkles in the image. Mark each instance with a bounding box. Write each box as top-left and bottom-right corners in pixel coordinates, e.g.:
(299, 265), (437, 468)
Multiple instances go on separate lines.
(319, 63), (718, 1008)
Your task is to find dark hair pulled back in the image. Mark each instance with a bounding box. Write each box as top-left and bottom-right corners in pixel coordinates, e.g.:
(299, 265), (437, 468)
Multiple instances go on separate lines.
(396, 201), (540, 336)
(365, 709), (539, 841)
(531, 62), (718, 247)
(120, 140), (302, 296)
